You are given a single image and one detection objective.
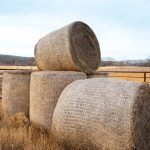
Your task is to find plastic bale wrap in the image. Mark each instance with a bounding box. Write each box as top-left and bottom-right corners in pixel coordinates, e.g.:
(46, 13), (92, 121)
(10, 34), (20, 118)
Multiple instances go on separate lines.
(2, 71), (31, 114)
(34, 21), (100, 73)
(87, 71), (108, 78)
(52, 78), (150, 150)
(30, 71), (87, 129)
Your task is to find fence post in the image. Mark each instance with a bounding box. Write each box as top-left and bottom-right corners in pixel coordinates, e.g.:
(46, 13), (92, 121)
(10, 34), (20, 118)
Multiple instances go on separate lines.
(144, 72), (146, 82)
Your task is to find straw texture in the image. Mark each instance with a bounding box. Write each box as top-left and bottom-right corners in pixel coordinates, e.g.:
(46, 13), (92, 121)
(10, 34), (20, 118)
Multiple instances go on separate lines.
(35, 21), (100, 73)
(52, 78), (150, 150)
(2, 71), (31, 114)
(87, 71), (108, 78)
(30, 71), (87, 129)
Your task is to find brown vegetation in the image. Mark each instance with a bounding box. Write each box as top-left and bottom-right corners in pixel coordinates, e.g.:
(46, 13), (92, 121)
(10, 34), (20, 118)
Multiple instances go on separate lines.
(0, 102), (63, 150)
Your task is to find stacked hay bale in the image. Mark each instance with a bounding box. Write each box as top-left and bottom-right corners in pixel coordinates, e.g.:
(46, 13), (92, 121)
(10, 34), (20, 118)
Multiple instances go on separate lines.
(34, 21), (100, 73)
(30, 21), (100, 128)
(2, 71), (31, 114)
(51, 78), (150, 150)
(87, 71), (108, 78)
(1, 20), (150, 150)
(30, 71), (87, 129)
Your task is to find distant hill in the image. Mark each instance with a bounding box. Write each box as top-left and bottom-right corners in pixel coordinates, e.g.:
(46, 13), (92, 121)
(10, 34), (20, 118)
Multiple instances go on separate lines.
(0, 55), (35, 66)
(0, 54), (150, 67)
(101, 58), (150, 67)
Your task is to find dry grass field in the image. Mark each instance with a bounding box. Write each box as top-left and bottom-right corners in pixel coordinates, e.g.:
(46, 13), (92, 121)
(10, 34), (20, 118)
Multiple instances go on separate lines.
(0, 66), (37, 70)
(0, 66), (150, 149)
(98, 66), (150, 72)
(0, 102), (63, 150)
(98, 66), (150, 83)
(108, 72), (150, 83)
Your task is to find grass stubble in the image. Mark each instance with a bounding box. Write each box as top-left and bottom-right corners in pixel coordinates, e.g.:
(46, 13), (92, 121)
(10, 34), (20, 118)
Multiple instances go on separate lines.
(0, 102), (63, 150)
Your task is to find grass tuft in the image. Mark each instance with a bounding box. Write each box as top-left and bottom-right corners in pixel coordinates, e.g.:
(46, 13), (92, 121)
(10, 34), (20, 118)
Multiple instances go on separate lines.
(0, 102), (63, 150)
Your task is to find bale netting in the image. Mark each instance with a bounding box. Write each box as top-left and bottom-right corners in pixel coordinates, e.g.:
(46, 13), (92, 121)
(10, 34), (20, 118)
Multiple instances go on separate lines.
(34, 21), (100, 73)
(2, 70), (31, 115)
(87, 71), (108, 78)
(52, 78), (150, 150)
(30, 71), (87, 129)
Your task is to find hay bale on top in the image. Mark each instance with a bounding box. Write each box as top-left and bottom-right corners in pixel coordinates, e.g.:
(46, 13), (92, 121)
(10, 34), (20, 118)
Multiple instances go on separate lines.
(2, 71), (31, 114)
(87, 71), (108, 78)
(30, 71), (87, 129)
(52, 78), (150, 150)
(35, 21), (100, 73)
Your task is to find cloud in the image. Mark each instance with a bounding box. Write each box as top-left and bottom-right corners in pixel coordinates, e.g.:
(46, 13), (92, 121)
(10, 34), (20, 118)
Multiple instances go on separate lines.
(0, 13), (82, 57)
(0, 9), (150, 60)
(96, 22), (150, 60)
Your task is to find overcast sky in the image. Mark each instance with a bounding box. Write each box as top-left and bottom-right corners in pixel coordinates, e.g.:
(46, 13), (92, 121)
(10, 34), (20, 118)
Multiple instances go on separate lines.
(0, 0), (150, 60)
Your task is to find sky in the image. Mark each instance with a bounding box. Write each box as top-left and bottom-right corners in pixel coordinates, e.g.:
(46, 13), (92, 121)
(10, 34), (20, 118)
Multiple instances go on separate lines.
(0, 0), (150, 60)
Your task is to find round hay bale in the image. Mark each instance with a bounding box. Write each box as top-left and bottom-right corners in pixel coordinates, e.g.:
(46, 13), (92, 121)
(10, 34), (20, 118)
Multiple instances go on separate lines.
(30, 71), (87, 129)
(52, 78), (150, 150)
(87, 71), (108, 78)
(34, 21), (100, 73)
(2, 70), (31, 114)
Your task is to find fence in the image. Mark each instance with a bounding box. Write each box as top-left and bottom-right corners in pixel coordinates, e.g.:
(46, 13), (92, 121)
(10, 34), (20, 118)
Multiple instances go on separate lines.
(0, 72), (3, 101)
(0, 66), (37, 70)
(0, 66), (150, 100)
(102, 71), (150, 83)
